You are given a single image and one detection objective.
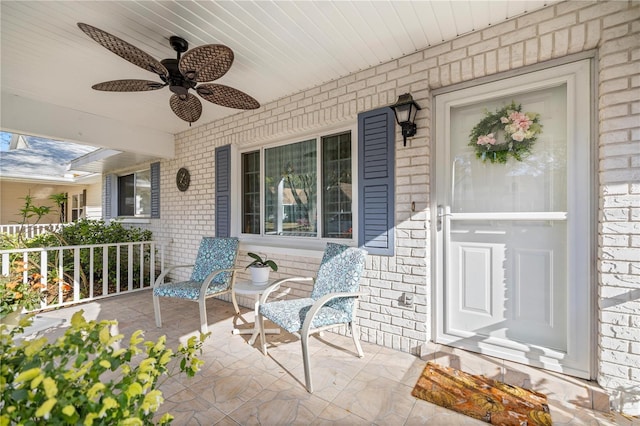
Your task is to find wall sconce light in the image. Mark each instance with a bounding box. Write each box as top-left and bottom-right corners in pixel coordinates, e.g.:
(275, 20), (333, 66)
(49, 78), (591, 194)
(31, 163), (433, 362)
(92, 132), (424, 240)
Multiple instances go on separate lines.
(390, 93), (421, 146)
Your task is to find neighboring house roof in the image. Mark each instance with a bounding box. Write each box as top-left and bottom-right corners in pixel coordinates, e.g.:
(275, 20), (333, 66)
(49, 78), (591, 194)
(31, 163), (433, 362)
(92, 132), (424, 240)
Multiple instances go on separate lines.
(0, 133), (100, 183)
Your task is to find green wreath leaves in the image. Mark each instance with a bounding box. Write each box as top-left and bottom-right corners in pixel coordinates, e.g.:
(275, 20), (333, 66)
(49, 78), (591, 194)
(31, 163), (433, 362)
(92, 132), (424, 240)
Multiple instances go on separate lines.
(468, 102), (543, 164)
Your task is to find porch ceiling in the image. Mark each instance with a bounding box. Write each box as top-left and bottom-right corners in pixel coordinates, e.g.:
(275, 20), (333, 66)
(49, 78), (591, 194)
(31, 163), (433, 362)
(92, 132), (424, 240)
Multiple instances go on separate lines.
(1, 1), (559, 154)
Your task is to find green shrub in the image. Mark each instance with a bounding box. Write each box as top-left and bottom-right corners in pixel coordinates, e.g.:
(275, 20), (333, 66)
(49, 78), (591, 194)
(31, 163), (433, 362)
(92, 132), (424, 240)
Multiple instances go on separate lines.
(0, 311), (208, 425)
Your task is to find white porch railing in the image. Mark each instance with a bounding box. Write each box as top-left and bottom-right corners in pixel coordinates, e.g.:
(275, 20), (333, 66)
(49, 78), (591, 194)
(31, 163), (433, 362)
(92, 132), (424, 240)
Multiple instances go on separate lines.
(0, 223), (65, 238)
(1, 241), (165, 312)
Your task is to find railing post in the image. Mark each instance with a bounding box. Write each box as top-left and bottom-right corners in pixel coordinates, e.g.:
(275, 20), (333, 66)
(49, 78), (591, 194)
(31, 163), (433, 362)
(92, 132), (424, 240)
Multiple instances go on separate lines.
(74, 247), (80, 302)
(22, 252), (29, 282)
(139, 243), (144, 288)
(128, 243), (133, 291)
(150, 242), (156, 288)
(89, 246), (94, 299)
(2, 253), (8, 276)
(58, 248), (64, 303)
(116, 245), (121, 293)
(40, 250), (48, 308)
(102, 245), (109, 296)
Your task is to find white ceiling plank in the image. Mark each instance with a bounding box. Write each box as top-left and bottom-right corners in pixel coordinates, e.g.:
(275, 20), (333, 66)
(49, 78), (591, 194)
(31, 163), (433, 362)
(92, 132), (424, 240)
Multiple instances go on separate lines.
(0, 0), (561, 140)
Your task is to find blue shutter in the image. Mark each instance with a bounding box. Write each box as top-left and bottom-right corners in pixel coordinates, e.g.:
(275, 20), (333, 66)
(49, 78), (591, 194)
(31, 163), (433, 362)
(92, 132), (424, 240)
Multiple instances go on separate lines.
(150, 162), (160, 218)
(358, 108), (395, 255)
(215, 145), (231, 237)
(103, 174), (113, 220)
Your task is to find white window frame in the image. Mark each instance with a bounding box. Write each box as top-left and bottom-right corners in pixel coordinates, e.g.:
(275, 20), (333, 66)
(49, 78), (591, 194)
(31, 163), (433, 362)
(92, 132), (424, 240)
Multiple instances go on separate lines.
(233, 124), (359, 251)
(70, 191), (85, 221)
(115, 168), (151, 219)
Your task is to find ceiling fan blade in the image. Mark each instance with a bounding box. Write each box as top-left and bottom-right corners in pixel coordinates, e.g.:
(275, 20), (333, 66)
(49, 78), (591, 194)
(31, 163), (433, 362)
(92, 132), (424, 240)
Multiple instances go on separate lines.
(92, 80), (166, 92)
(170, 93), (202, 123)
(179, 44), (234, 83)
(78, 23), (168, 79)
(196, 84), (260, 110)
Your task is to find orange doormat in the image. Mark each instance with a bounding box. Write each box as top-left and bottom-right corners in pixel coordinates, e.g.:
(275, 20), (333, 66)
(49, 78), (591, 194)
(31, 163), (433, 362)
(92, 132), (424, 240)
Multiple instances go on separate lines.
(412, 362), (552, 425)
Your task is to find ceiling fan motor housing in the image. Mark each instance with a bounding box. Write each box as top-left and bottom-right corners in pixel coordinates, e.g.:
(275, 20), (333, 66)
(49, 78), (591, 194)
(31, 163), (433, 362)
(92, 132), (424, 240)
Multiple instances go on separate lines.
(161, 58), (196, 97)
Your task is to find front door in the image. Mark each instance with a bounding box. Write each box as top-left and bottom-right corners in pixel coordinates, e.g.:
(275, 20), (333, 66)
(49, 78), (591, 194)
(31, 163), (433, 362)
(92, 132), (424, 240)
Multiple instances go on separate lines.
(433, 60), (592, 379)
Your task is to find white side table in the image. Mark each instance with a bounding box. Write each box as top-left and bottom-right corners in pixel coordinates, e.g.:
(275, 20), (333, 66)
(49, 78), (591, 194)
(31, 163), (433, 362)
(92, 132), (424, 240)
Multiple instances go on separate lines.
(232, 281), (280, 345)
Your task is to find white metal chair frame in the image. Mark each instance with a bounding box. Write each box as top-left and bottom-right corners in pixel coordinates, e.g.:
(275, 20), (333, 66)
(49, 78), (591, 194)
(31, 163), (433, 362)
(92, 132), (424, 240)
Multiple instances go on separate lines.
(153, 266), (241, 334)
(258, 276), (367, 393)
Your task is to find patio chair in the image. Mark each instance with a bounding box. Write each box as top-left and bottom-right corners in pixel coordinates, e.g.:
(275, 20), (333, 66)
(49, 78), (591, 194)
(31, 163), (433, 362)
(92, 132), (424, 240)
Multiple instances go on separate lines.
(258, 242), (367, 393)
(153, 237), (240, 334)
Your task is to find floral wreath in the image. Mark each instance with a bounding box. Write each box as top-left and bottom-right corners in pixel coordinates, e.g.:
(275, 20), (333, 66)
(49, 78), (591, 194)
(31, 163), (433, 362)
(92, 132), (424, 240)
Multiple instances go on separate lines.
(468, 101), (543, 164)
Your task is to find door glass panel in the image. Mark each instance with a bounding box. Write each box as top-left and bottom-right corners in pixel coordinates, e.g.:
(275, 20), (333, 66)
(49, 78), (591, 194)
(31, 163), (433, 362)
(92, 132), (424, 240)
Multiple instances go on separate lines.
(450, 85), (567, 213)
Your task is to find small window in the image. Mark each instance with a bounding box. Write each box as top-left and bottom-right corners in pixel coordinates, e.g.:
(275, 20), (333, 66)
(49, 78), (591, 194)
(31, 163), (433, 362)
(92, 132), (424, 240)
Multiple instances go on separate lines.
(240, 130), (353, 240)
(118, 170), (151, 217)
(71, 192), (85, 221)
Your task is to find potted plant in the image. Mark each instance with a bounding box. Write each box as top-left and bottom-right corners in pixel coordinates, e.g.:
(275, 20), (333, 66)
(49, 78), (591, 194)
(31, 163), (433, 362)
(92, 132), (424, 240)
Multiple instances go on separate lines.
(0, 261), (47, 327)
(245, 252), (278, 286)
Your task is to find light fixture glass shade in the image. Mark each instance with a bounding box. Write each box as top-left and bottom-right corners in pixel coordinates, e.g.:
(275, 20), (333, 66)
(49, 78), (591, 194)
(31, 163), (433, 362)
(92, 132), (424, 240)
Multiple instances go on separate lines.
(390, 93), (421, 145)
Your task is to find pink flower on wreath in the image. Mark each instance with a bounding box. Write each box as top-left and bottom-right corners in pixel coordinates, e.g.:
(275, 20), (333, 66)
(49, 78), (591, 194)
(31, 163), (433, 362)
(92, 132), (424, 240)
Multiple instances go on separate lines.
(508, 111), (532, 131)
(477, 133), (496, 145)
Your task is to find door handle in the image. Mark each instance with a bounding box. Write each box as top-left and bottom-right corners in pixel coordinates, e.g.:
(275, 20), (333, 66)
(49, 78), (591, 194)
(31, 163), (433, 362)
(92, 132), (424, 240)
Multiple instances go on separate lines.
(437, 205), (450, 231)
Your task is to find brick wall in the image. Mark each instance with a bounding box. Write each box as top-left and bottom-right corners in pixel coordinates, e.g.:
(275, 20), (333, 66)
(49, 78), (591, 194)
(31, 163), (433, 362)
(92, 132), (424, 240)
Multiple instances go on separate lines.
(142, 1), (639, 413)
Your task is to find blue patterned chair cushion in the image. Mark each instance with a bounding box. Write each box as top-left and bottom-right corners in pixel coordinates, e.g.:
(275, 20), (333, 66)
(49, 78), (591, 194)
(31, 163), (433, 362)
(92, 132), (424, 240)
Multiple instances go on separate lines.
(259, 298), (352, 333)
(153, 280), (230, 300)
(310, 243), (366, 314)
(190, 237), (239, 285)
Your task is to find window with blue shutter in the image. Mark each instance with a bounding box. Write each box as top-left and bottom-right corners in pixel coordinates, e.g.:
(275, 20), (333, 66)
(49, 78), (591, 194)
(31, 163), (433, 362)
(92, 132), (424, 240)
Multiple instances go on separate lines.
(216, 145), (231, 237)
(358, 107), (395, 255)
(150, 162), (160, 218)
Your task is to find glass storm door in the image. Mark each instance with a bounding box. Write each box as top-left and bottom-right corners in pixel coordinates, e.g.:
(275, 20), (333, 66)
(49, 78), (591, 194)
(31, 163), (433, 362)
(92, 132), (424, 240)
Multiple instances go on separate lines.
(434, 60), (592, 379)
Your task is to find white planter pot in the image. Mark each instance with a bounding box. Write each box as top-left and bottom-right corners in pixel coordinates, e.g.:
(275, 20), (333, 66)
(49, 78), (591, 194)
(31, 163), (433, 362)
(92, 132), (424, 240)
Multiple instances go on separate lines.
(249, 267), (270, 286)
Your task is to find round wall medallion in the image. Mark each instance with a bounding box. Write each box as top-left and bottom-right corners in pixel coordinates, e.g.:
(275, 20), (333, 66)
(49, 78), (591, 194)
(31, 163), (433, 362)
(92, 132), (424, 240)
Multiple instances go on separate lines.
(176, 167), (190, 191)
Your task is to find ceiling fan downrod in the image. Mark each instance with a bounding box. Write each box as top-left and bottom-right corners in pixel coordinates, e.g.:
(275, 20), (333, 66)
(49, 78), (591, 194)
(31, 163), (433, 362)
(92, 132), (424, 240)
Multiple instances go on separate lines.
(162, 36), (195, 97)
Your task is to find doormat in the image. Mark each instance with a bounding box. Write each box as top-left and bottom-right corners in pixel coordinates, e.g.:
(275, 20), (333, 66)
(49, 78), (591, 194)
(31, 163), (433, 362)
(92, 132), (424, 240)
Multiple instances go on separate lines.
(412, 362), (552, 425)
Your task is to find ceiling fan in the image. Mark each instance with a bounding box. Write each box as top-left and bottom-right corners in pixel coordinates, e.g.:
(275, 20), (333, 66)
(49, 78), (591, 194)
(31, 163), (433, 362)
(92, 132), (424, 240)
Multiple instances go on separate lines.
(77, 23), (260, 124)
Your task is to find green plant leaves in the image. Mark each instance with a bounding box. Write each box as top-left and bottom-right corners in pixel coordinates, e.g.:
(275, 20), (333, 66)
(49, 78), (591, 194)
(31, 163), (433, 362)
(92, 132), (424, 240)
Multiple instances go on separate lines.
(0, 310), (208, 424)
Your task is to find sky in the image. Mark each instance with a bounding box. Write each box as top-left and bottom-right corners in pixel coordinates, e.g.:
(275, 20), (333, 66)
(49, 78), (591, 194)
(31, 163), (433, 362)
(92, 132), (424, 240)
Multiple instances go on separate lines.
(0, 132), (10, 151)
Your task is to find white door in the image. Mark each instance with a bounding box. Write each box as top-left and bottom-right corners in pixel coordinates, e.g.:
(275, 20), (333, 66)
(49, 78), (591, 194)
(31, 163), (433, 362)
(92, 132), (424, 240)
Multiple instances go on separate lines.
(433, 60), (592, 379)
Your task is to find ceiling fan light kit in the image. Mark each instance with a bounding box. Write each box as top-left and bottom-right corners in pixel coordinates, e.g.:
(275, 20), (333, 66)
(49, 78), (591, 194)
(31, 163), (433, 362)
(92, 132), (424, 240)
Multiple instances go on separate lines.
(77, 23), (259, 124)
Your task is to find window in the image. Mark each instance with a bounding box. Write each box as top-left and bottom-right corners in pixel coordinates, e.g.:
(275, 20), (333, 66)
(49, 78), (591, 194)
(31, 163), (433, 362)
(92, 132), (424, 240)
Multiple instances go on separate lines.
(117, 170), (151, 217)
(241, 130), (353, 240)
(71, 191), (85, 221)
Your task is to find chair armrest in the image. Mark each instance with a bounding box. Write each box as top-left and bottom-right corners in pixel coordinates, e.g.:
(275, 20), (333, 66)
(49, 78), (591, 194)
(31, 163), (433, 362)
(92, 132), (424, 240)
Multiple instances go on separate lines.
(301, 291), (368, 335)
(258, 276), (314, 305)
(153, 264), (194, 288)
(199, 268), (241, 295)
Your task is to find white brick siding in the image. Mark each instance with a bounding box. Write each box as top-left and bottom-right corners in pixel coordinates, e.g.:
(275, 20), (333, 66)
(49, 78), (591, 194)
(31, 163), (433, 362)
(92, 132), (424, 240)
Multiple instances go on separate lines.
(140, 1), (640, 414)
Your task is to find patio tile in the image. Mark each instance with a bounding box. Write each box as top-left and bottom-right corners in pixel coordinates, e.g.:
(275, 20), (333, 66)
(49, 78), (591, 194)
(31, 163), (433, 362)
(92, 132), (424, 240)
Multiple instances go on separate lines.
(310, 403), (370, 425)
(227, 377), (330, 425)
(24, 291), (637, 426)
(331, 368), (416, 424)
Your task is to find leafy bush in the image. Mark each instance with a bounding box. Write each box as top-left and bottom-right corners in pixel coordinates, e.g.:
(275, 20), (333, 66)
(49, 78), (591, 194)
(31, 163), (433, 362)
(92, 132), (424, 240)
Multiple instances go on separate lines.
(0, 265), (46, 319)
(0, 311), (207, 425)
(28, 219), (152, 247)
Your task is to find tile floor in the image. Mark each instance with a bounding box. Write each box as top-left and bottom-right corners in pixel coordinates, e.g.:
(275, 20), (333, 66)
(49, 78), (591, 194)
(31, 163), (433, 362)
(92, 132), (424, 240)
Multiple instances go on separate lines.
(24, 291), (639, 425)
